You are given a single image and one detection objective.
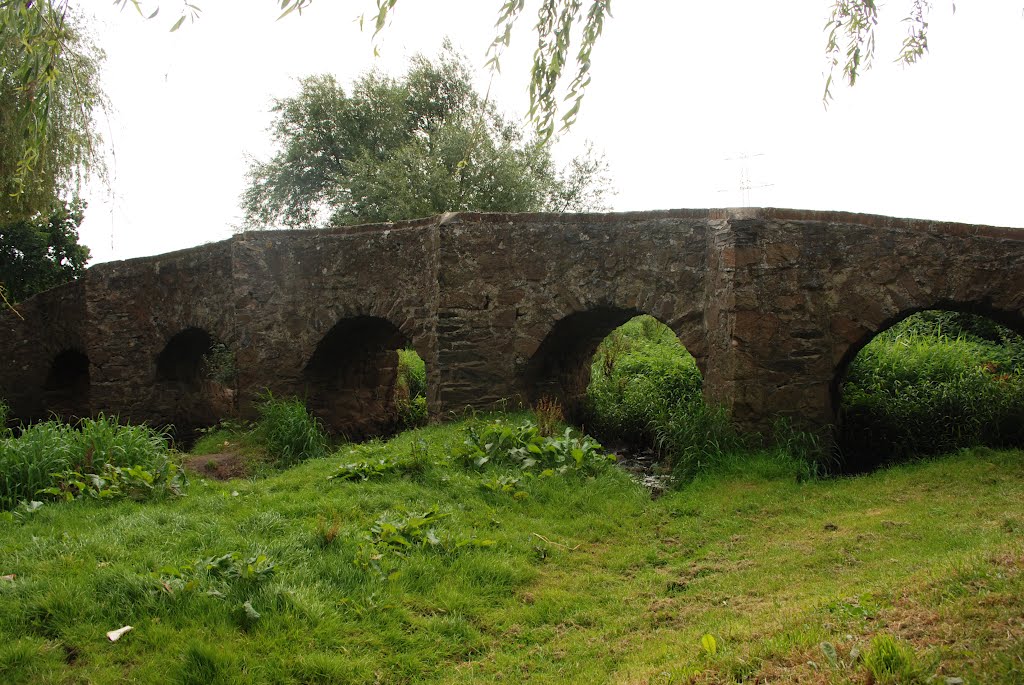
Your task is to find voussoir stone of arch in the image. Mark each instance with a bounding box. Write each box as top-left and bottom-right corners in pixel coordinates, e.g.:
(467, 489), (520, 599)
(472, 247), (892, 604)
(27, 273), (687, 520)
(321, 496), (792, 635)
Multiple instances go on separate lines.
(1, 208), (1021, 437)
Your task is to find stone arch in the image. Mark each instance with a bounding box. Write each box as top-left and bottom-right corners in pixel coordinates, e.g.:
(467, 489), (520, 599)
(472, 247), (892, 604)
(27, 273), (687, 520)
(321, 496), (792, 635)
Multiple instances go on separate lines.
(43, 349), (90, 420)
(830, 301), (1024, 420)
(155, 326), (235, 438)
(302, 315), (409, 438)
(831, 303), (1024, 469)
(521, 306), (704, 420)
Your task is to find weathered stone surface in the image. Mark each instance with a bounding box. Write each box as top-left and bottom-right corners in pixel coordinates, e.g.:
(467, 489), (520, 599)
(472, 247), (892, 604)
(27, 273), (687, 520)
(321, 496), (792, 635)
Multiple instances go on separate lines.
(1, 208), (1021, 437)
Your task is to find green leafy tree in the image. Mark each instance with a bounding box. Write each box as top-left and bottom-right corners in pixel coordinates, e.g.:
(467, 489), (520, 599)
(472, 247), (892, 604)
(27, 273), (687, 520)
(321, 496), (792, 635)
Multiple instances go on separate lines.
(0, 0), (107, 216)
(0, 198), (91, 303)
(1, 1), (103, 308)
(241, 44), (612, 229)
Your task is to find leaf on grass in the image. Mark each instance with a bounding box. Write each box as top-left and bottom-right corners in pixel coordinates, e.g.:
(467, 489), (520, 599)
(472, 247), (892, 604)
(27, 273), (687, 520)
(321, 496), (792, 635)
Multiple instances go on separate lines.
(242, 600), (260, 622)
(820, 641), (839, 667)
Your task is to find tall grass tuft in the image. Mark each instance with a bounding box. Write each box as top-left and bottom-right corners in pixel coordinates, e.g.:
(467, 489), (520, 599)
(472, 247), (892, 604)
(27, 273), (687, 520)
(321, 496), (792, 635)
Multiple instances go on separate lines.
(0, 398), (10, 438)
(0, 416), (176, 510)
(254, 392), (328, 467)
(395, 348), (428, 429)
(861, 634), (928, 684)
(74, 414), (173, 472)
(0, 421), (76, 510)
(654, 402), (748, 480)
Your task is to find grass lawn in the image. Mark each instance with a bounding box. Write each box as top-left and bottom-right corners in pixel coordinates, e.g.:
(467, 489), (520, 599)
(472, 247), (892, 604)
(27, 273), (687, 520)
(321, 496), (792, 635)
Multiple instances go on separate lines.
(1, 417), (1022, 684)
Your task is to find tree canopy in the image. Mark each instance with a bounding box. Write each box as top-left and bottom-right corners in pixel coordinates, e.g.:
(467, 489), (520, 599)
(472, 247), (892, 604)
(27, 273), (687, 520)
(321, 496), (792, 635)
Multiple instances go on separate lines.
(241, 45), (612, 229)
(0, 198), (90, 303)
(1, 2), (103, 307)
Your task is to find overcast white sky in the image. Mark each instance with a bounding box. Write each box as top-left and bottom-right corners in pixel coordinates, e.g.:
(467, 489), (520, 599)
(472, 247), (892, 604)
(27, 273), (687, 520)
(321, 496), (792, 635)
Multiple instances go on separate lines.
(74, 0), (1024, 264)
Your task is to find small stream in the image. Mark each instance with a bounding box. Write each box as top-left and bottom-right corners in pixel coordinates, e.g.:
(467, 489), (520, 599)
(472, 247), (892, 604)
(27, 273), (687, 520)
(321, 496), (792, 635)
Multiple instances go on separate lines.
(605, 442), (674, 497)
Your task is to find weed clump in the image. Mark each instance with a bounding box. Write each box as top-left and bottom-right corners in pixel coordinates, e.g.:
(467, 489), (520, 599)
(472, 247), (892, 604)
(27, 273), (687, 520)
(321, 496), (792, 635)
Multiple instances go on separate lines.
(200, 343), (237, 385)
(254, 392), (328, 467)
(354, 506), (495, 575)
(0, 415), (180, 510)
(394, 348), (428, 429)
(457, 418), (614, 475)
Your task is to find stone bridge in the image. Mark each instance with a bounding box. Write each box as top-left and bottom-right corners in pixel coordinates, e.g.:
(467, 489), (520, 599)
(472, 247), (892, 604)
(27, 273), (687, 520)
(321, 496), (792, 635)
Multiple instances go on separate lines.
(2, 208), (1022, 441)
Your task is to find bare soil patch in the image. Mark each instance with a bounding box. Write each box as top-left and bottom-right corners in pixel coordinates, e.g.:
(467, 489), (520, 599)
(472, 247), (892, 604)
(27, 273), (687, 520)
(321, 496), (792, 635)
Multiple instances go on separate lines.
(183, 451), (252, 480)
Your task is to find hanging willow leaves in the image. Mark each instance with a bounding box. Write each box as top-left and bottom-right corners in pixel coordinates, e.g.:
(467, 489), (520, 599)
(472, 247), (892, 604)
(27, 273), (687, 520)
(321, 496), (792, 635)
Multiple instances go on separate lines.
(0, 0), (107, 217)
(113, 1), (941, 133)
(824, 0), (938, 105)
(367, 0), (611, 141)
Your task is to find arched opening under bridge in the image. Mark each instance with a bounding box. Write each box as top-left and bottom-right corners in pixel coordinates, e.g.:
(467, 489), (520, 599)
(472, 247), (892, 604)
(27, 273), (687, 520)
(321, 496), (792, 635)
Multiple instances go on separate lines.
(834, 308), (1024, 472)
(44, 349), (90, 420)
(303, 316), (427, 439)
(155, 327), (236, 440)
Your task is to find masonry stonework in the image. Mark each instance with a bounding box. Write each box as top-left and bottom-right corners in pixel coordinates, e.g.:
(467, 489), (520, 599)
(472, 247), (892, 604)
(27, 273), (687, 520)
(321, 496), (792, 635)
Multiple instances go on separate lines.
(2, 208), (1022, 439)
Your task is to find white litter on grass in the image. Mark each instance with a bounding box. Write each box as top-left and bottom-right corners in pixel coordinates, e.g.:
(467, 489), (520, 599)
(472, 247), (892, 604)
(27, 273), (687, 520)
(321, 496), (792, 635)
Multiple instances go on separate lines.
(106, 625), (133, 642)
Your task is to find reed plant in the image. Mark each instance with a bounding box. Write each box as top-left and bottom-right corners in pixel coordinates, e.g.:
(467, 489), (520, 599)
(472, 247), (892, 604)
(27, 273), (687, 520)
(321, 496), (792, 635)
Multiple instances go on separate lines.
(395, 348), (428, 429)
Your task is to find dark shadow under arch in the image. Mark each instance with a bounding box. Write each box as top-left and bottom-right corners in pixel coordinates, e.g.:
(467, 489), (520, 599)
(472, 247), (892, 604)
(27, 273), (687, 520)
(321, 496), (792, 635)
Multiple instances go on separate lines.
(303, 315), (409, 438)
(44, 349), (90, 419)
(155, 327), (235, 441)
(157, 327), (214, 385)
(523, 308), (642, 419)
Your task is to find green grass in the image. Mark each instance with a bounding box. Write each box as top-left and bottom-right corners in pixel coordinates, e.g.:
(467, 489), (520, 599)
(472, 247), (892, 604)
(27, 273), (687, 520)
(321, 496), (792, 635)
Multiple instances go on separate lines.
(1, 412), (1022, 684)
(588, 312), (1024, 474)
(587, 315), (703, 447)
(586, 316), (760, 478)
